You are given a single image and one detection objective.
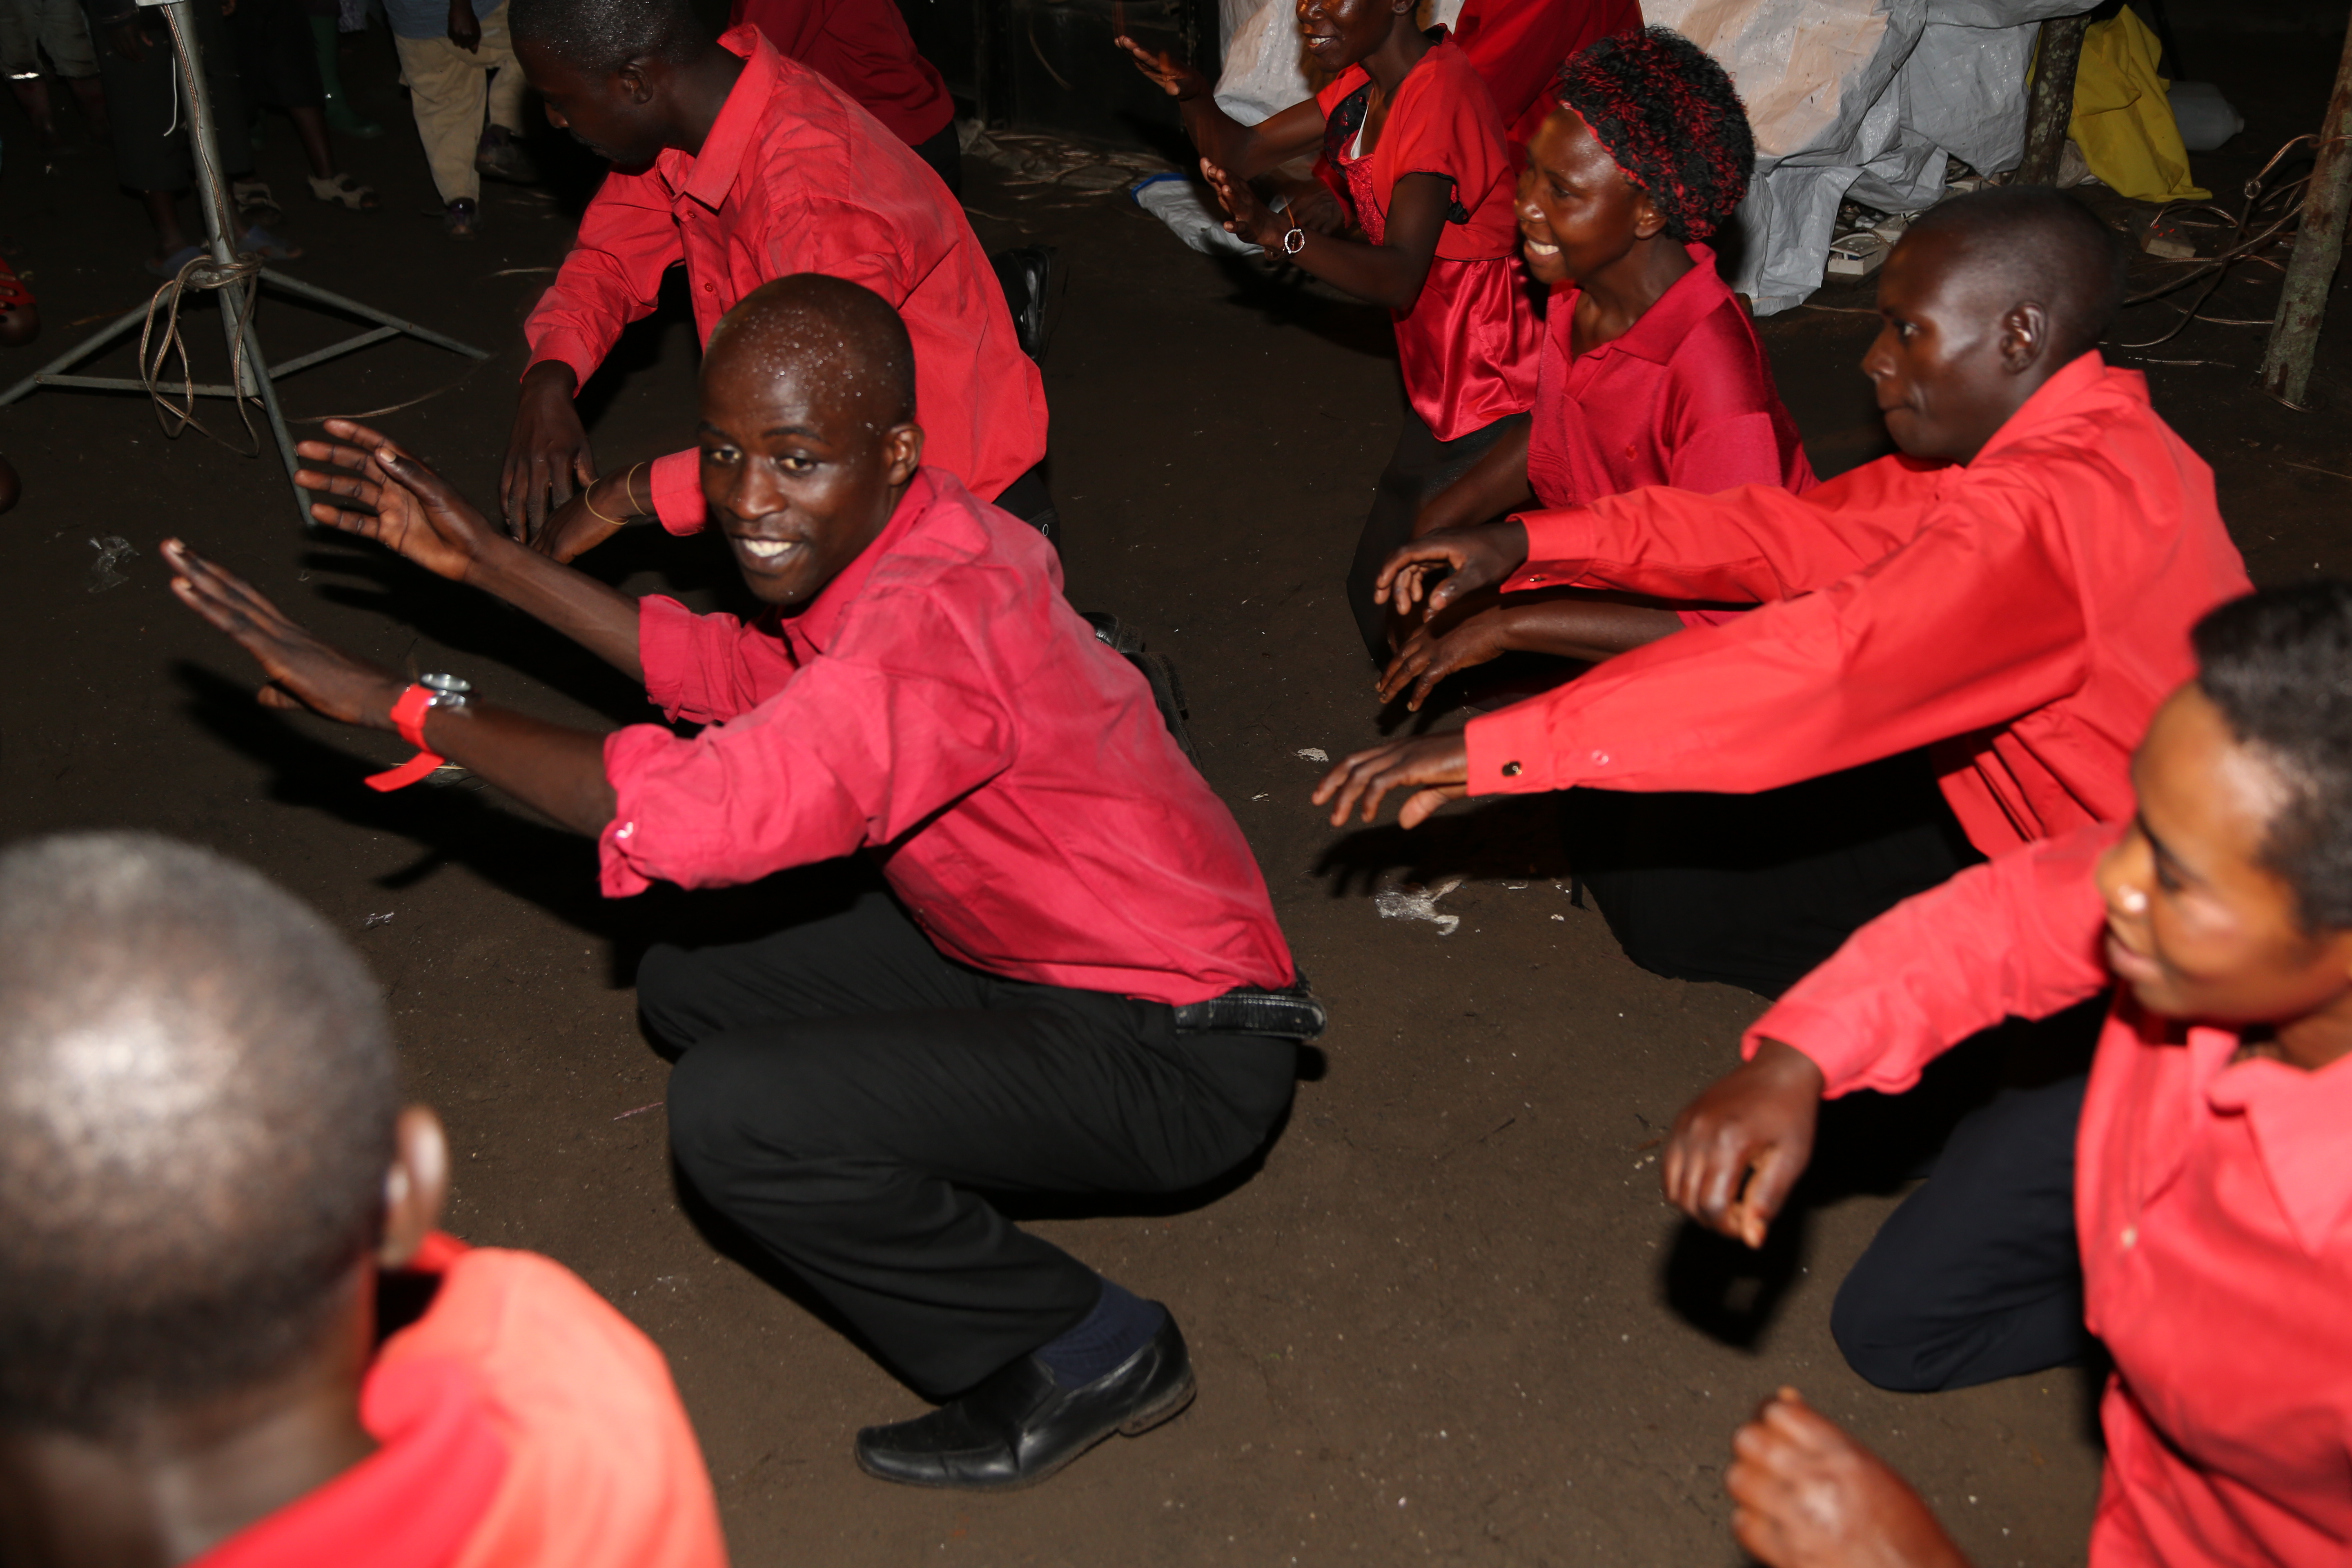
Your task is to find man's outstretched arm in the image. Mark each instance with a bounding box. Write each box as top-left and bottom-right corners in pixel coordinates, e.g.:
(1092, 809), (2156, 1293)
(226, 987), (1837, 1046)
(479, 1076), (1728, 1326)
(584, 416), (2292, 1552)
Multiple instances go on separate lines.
(164, 541), (619, 836)
(296, 419), (645, 681)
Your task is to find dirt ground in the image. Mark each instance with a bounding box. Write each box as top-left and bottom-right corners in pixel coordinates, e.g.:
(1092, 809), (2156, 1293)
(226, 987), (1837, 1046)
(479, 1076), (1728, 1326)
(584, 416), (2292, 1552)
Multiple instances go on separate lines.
(3, 16), (2349, 1565)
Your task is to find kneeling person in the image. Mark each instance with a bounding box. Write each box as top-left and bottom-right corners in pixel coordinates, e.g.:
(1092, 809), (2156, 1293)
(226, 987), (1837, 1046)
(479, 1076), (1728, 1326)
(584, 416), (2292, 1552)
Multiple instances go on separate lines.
(168, 274), (1309, 1491)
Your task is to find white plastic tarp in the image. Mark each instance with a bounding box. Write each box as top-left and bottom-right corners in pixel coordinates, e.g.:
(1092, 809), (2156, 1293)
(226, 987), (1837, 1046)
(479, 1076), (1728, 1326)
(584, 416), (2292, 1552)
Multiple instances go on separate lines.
(1639, 0), (2083, 311)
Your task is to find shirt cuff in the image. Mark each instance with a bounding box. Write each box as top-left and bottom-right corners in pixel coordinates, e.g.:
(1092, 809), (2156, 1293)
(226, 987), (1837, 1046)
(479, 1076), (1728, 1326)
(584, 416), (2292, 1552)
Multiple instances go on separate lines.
(596, 726), (672, 899)
(1739, 1000), (1880, 1099)
(521, 338), (599, 391)
(637, 594), (700, 718)
(1501, 507), (1593, 594)
(1463, 701), (1566, 795)
(650, 449), (706, 535)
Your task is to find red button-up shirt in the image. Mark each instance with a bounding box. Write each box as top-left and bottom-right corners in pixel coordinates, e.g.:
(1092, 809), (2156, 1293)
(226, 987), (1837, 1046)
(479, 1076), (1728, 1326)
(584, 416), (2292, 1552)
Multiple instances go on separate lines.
(728, 0), (952, 148)
(1450, 0), (1642, 154)
(1463, 352), (2250, 859)
(523, 27), (1046, 522)
(1751, 825), (2352, 1568)
(597, 469), (1294, 1007)
(195, 1235), (727, 1568)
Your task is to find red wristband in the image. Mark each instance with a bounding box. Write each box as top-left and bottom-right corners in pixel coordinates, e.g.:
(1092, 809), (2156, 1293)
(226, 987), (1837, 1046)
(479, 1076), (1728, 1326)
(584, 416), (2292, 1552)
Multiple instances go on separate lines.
(365, 684), (446, 792)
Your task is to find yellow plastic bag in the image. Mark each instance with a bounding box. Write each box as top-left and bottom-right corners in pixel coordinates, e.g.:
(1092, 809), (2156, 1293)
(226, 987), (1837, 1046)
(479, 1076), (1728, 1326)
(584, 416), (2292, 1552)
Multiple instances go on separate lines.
(2067, 8), (2209, 203)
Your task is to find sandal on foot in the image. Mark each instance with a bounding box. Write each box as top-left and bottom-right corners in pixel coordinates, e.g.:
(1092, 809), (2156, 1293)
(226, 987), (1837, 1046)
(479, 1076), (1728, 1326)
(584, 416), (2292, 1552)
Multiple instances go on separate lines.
(309, 171), (380, 210)
(230, 176), (281, 216)
(237, 225), (304, 261)
(144, 243), (205, 280)
(443, 198), (478, 238)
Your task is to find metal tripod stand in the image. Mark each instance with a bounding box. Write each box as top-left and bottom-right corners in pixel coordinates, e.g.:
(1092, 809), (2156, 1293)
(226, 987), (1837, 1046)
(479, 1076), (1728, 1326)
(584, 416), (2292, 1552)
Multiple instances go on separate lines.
(0, 0), (488, 523)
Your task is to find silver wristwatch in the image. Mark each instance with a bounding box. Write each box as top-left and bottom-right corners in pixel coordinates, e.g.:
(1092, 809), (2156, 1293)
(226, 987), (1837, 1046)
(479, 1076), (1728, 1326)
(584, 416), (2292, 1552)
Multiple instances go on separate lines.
(418, 672), (472, 712)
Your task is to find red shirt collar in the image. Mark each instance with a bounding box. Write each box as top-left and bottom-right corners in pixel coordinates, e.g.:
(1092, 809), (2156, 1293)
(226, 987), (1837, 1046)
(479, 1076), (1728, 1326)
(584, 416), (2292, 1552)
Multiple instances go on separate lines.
(1561, 244), (1733, 368)
(2203, 1038), (2352, 1256)
(190, 1238), (506, 1568)
(777, 468), (942, 657)
(676, 24), (781, 212)
(1971, 350), (2133, 465)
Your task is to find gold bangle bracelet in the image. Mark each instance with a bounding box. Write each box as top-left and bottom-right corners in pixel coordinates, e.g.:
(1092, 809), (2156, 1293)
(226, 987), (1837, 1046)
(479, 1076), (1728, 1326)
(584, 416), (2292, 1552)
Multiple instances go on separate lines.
(622, 461), (646, 517)
(582, 480), (626, 528)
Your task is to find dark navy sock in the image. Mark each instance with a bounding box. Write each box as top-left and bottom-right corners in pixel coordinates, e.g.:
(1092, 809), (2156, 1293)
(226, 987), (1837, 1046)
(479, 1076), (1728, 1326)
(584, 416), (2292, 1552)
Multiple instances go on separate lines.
(1033, 1278), (1166, 1390)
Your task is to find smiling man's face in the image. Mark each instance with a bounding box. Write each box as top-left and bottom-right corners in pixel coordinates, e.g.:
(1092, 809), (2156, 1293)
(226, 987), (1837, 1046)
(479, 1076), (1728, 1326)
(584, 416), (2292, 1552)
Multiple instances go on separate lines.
(697, 346), (922, 610)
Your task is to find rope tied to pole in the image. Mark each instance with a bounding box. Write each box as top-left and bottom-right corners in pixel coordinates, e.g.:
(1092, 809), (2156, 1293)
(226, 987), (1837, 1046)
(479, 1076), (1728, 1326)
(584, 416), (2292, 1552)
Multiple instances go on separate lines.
(137, 246), (266, 454)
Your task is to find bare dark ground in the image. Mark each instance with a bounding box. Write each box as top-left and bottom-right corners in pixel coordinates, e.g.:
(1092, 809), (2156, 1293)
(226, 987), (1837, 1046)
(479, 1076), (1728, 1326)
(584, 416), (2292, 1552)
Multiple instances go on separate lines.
(2, 23), (2347, 1565)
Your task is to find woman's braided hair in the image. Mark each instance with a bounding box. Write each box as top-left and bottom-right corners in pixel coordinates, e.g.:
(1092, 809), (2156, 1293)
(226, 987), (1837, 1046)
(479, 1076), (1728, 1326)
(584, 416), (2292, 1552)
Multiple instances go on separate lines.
(1553, 27), (1755, 243)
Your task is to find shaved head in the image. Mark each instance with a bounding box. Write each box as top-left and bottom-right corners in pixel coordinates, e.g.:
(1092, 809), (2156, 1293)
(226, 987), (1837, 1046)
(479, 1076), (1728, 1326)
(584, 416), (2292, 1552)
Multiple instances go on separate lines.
(509, 0), (703, 74)
(1903, 187), (2128, 363)
(705, 273), (918, 434)
(0, 835), (396, 1437)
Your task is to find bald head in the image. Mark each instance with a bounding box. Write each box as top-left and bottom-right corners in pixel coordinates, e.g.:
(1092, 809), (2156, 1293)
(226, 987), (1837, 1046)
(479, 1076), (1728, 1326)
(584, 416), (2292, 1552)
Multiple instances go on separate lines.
(705, 273), (918, 433)
(509, 0), (703, 75)
(0, 835), (396, 1436)
(1903, 187), (2128, 363)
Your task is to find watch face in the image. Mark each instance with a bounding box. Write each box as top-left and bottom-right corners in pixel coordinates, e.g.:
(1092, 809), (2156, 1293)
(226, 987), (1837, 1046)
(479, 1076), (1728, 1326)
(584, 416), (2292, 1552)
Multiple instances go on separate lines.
(419, 673), (472, 698)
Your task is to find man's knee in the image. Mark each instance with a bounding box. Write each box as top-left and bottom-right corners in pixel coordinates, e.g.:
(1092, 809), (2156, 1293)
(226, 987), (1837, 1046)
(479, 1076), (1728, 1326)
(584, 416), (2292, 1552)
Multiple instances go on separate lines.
(637, 942), (717, 1049)
(1829, 1262), (1951, 1392)
(666, 1033), (844, 1197)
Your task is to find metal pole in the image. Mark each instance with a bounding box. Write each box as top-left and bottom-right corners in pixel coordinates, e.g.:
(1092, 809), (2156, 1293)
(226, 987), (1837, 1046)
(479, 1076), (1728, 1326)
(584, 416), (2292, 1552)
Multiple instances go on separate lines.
(2018, 11), (2090, 187)
(2260, 9), (2352, 410)
(159, 0), (304, 503)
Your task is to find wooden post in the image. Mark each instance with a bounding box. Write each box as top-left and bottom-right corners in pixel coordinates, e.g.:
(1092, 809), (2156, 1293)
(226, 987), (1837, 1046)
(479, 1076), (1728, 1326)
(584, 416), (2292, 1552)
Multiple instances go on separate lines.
(2260, 9), (2352, 408)
(2018, 12), (2090, 187)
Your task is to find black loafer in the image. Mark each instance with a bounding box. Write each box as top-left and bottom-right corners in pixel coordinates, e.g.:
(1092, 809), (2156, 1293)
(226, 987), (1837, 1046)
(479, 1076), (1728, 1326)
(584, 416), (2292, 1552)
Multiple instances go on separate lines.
(855, 1314), (1195, 1490)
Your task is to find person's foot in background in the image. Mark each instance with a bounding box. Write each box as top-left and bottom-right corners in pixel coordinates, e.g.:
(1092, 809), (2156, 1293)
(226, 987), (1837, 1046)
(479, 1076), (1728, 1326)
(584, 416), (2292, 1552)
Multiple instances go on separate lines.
(474, 123), (537, 183)
(310, 13), (384, 136)
(990, 245), (1062, 361)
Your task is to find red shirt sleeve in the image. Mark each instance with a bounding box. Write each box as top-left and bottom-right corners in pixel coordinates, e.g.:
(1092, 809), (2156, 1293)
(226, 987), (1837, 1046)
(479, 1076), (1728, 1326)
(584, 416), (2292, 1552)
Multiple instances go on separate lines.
(1747, 825), (2118, 1096)
(637, 595), (802, 724)
(522, 172), (684, 387)
(599, 596), (1017, 898)
(1465, 465), (2091, 797)
(1376, 45), (1514, 260)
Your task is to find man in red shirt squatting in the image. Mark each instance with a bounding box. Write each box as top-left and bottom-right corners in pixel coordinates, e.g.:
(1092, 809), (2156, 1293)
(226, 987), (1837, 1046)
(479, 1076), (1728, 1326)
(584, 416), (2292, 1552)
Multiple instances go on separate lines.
(1316, 188), (2252, 997)
(165, 275), (1316, 1491)
(0, 834), (727, 1568)
(1684, 582), (2352, 1568)
(498, 0), (1053, 557)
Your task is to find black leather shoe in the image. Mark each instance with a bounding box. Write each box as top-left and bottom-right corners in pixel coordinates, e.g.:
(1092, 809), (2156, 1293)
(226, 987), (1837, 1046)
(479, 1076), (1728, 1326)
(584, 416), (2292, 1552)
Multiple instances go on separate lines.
(854, 1314), (1195, 1490)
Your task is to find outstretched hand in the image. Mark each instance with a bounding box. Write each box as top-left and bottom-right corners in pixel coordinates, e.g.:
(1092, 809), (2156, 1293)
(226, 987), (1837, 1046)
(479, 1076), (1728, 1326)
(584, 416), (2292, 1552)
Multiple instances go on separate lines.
(296, 418), (506, 584)
(1661, 1040), (1825, 1250)
(1116, 33), (1208, 100)
(1198, 158), (1286, 249)
(1727, 1390), (1971, 1568)
(164, 540), (403, 729)
(1311, 733), (1469, 829)
(1379, 607), (1510, 711)
(1376, 518), (1530, 616)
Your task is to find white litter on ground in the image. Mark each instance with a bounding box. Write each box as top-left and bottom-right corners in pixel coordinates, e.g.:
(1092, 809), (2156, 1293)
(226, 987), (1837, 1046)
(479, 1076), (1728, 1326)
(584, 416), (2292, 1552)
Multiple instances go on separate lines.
(1376, 876), (1466, 936)
(1295, 747), (1329, 763)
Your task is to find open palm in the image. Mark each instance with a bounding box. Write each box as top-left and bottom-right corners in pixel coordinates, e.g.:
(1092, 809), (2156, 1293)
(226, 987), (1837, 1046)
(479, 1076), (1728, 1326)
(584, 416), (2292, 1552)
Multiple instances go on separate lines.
(295, 418), (502, 584)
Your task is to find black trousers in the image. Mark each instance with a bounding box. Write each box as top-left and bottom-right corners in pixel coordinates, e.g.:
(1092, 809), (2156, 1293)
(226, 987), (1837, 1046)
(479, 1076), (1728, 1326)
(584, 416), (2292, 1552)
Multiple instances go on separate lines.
(646, 868), (1297, 1398)
(85, 0), (254, 192)
(911, 119), (963, 198)
(992, 461), (1060, 546)
(1563, 750), (1979, 997)
(1832, 1072), (2093, 1392)
(1346, 404), (1525, 666)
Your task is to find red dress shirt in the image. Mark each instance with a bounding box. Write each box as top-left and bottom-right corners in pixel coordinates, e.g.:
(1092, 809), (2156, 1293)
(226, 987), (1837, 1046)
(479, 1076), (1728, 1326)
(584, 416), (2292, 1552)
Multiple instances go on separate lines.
(1450, 0), (1642, 155)
(1750, 825), (2352, 1568)
(598, 469), (1295, 1007)
(1525, 245), (1815, 628)
(1317, 35), (1541, 443)
(1462, 352), (2251, 858)
(523, 27), (1045, 522)
(728, 0), (953, 147)
(194, 1234), (728, 1568)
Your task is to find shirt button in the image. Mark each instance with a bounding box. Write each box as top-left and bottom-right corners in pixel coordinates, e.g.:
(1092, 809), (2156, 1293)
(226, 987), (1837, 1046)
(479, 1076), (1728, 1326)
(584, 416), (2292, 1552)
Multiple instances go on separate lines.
(2120, 1225), (2138, 1249)
(615, 821), (635, 840)
(1591, 750), (1610, 766)
(1525, 574), (1545, 584)
(1501, 761), (1522, 777)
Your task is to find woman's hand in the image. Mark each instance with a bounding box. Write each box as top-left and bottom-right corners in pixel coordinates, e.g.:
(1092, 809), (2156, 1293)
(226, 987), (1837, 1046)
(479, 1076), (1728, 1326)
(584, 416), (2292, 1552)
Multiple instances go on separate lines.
(1117, 34), (1209, 100)
(296, 418), (507, 584)
(1376, 518), (1530, 615)
(1378, 607), (1512, 710)
(1200, 158), (1287, 249)
(164, 540), (405, 729)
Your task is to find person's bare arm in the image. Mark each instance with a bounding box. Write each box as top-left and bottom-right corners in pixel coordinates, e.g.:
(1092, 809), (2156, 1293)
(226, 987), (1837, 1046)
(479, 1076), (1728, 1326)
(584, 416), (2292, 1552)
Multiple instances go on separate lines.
(1118, 37), (1325, 177)
(1203, 163), (1452, 309)
(164, 542), (619, 835)
(1376, 595), (1687, 710)
(1413, 419), (1535, 540)
(296, 419), (644, 681)
(1728, 1390), (1971, 1568)
(503, 363), (597, 544)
